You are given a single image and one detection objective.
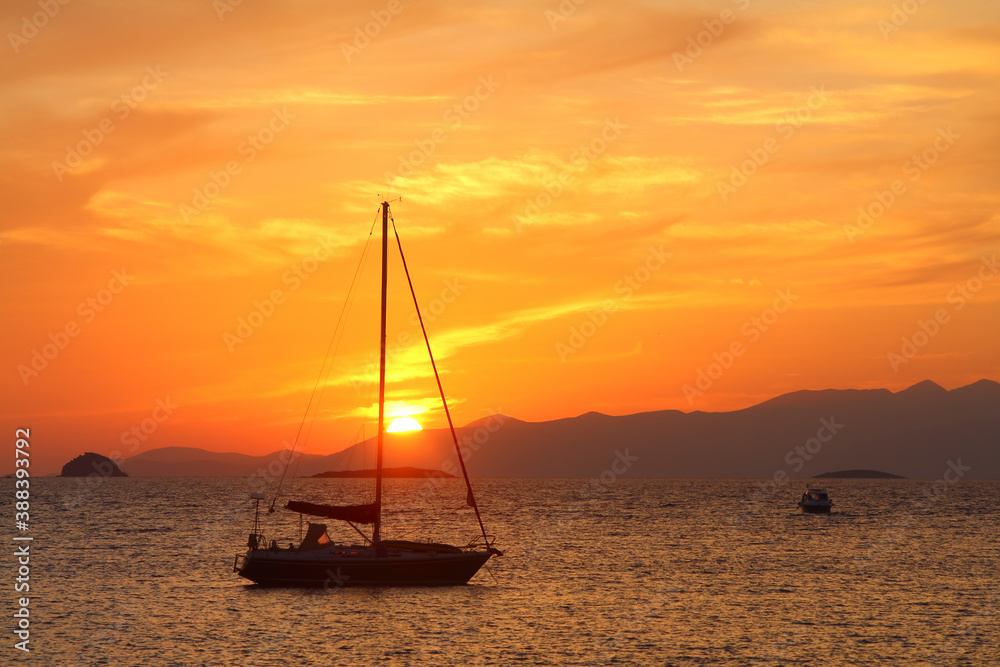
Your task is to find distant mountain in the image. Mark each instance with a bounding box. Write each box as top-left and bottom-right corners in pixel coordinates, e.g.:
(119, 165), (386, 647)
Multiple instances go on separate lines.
(120, 446), (331, 478)
(813, 469), (905, 479)
(117, 430), (459, 478)
(61, 452), (127, 477)
(120, 379), (1000, 479)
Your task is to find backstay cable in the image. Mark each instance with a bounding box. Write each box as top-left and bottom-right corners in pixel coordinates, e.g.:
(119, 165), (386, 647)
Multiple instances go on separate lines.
(390, 215), (491, 547)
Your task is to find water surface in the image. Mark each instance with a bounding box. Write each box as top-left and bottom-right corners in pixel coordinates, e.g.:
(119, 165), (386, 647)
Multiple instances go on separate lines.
(5, 477), (998, 665)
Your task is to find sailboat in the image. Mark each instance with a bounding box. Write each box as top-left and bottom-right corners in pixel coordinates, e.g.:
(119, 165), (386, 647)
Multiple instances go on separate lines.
(233, 201), (501, 586)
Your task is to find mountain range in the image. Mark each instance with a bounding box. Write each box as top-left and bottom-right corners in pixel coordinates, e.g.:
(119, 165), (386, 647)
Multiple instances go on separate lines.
(118, 379), (1000, 479)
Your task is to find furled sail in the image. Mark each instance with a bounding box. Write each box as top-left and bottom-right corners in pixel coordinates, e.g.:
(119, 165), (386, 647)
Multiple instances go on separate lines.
(284, 500), (378, 524)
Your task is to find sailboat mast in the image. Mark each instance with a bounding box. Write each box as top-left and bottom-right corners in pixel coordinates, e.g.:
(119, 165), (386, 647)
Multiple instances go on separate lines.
(373, 200), (389, 546)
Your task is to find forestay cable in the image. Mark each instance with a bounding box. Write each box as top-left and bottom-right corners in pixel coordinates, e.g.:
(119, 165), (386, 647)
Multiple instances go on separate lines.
(268, 209), (380, 513)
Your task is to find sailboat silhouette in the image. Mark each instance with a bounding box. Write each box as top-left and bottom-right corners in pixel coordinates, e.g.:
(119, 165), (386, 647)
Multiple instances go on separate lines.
(233, 201), (501, 586)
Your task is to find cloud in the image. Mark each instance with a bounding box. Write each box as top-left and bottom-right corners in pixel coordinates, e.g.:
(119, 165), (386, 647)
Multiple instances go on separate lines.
(4, 0), (999, 468)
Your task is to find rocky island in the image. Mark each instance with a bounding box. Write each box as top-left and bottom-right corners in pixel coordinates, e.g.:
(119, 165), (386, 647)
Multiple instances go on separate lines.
(310, 467), (455, 479)
(813, 469), (905, 479)
(60, 452), (128, 477)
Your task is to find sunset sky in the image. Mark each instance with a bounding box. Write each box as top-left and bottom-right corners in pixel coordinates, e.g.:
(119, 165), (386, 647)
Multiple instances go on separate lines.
(2, 0), (998, 474)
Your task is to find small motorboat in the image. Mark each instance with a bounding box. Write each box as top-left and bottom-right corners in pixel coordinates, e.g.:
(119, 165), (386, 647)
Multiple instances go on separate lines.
(798, 488), (833, 513)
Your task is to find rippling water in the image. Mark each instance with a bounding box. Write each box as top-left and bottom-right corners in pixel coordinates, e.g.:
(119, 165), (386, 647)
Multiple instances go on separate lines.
(5, 476), (998, 665)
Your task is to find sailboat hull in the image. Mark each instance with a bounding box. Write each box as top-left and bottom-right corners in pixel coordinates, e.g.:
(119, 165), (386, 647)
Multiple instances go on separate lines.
(236, 546), (493, 587)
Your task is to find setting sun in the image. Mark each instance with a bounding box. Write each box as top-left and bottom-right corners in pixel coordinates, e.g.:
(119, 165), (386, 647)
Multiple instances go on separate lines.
(386, 417), (423, 433)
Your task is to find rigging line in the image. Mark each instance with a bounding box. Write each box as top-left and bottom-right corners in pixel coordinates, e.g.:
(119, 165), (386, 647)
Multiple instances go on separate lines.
(306, 422), (366, 501)
(331, 425), (362, 469)
(322, 395), (376, 478)
(274, 207), (381, 508)
(268, 209), (381, 513)
(390, 216), (492, 547)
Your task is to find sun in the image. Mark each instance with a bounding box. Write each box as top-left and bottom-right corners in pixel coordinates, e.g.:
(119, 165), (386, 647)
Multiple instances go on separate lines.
(386, 417), (423, 433)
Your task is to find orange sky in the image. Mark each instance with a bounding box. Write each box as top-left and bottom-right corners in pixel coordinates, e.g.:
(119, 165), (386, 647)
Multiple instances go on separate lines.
(2, 0), (998, 474)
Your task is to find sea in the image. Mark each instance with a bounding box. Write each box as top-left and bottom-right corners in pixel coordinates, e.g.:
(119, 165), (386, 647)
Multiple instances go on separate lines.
(4, 476), (998, 666)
